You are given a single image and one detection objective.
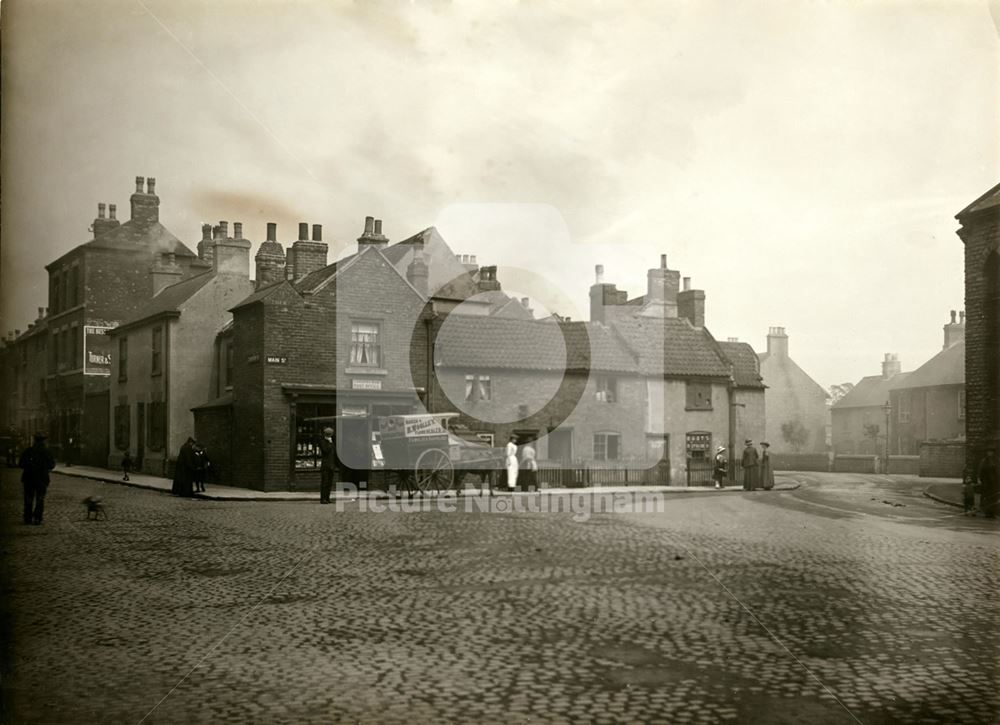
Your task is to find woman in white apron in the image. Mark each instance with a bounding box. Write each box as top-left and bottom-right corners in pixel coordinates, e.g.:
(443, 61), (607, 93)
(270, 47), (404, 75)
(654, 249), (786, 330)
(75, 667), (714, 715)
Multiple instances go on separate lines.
(505, 436), (519, 490)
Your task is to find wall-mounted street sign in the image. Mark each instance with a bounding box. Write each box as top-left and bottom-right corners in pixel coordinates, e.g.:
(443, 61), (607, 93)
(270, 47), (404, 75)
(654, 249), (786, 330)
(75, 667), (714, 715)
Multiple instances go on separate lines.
(83, 325), (113, 376)
(352, 378), (382, 391)
(266, 355), (288, 365)
(247, 353), (260, 364)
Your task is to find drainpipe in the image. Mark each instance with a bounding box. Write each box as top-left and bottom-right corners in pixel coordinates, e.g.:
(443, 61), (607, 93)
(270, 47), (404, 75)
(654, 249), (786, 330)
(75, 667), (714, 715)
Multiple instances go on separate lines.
(164, 322), (170, 477)
(727, 370), (737, 478)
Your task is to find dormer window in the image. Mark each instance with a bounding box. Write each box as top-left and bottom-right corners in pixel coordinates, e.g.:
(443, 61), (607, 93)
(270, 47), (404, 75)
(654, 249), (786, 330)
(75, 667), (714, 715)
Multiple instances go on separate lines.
(595, 376), (617, 403)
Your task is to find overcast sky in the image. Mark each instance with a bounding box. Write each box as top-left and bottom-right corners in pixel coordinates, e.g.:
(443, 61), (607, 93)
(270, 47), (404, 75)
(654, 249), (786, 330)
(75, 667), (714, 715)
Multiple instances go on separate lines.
(1, 0), (997, 388)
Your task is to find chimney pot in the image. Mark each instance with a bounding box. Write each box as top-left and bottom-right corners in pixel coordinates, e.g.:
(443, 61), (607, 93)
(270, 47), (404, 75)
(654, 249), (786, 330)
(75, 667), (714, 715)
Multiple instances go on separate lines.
(233, 222), (243, 239)
(219, 221), (229, 238)
(374, 219), (383, 235)
(98, 203), (106, 219)
(109, 204), (117, 220)
(298, 222), (308, 241)
(364, 216), (375, 235)
(167, 252), (176, 266)
(135, 176), (144, 193)
(950, 310), (957, 323)
(146, 177), (156, 195)
(38, 307), (45, 319)
(266, 222), (277, 242)
(521, 297), (530, 307)
(595, 264), (605, 284)
(14, 329), (21, 337)
(312, 224), (322, 242)
(471, 255), (477, 264)
(960, 310), (966, 324)
(202, 223), (212, 240)
(213, 225), (222, 240)
(660, 254), (667, 269)
(683, 277), (691, 291)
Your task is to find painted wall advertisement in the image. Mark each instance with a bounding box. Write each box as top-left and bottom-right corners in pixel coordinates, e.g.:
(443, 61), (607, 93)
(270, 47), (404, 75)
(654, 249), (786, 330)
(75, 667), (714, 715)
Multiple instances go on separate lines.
(83, 325), (113, 376)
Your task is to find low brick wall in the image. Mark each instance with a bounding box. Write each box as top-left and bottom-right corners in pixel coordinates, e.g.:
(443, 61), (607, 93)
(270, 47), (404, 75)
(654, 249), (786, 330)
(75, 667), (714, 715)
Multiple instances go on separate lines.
(919, 441), (965, 478)
(888, 455), (920, 475)
(771, 453), (830, 472)
(832, 454), (879, 474)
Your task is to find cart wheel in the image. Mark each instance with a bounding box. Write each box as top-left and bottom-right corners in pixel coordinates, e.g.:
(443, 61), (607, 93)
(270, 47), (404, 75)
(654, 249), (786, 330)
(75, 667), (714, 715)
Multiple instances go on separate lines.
(414, 449), (453, 494)
(383, 469), (411, 497)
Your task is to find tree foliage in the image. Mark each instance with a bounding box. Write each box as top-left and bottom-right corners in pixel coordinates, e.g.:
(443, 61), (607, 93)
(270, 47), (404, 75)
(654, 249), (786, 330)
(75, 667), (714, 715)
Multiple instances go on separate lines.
(828, 382), (855, 406)
(781, 420), (810, 452)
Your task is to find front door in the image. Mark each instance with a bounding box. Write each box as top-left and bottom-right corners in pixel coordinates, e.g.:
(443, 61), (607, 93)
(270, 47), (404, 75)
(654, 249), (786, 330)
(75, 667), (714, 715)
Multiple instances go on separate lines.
(136, 402), (145, 469)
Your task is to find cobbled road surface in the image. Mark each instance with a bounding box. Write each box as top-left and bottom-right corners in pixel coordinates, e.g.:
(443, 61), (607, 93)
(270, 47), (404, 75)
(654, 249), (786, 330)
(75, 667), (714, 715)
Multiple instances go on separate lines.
(2, 469), (997, 724)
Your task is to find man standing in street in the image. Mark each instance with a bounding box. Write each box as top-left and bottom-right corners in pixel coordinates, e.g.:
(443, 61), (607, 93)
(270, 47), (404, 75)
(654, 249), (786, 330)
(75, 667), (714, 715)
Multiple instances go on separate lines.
(977, 447), (998, 519)
(319, 427), (336, 504)
(20, 432), (55, 525)
(741, 439), (759, 491)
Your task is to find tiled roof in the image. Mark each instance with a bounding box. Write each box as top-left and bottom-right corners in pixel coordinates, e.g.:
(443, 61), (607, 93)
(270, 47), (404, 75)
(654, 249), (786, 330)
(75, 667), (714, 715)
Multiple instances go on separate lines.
(718, 341), (765, 388)
(957, 181), (1000, 219)
(113, 272), (214, 332)
(434, 316), (637, 373)
(833, 372), (912, 409)
(896, 341), (964, 390)
(609, 316), (732, 377)
(292, 254), (359, 294)
(230, 279), (294, 311)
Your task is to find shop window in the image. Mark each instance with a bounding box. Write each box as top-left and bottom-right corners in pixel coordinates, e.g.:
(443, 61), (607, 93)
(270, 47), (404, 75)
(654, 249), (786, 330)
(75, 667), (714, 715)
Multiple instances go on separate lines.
(595, 376), (617, 403)
(464, 374), (492, 401)
(686, 381), (712, 410)
(350, 322), (381, 366)
(151, 326), (163, 375)
(593, 432), (621, 461)
(294, 403), (337, 469)
(119, 337), (128, 381)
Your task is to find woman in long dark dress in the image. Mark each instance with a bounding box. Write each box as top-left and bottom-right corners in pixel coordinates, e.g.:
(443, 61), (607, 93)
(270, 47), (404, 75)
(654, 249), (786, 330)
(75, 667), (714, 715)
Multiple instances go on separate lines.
(760, 442), (775, 491)
(171, 437), (197, 497)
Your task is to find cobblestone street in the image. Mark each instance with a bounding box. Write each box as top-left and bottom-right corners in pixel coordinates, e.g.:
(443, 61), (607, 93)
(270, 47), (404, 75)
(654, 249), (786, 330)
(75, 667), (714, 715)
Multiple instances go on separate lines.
(2, 469), (998, 724)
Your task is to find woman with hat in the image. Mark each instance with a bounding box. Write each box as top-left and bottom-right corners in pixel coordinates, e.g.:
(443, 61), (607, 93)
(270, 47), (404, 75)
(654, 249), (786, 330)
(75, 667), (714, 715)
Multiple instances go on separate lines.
(741, 439), (759, 491)
(319, 426), (336, 504)
(760, 442), (775, 491)
(712, 445), (728, 489)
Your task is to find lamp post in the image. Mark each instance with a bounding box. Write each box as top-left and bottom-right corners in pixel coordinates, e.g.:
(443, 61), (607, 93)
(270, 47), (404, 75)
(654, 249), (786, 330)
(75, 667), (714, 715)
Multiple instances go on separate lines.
(882, 400), (892, 474)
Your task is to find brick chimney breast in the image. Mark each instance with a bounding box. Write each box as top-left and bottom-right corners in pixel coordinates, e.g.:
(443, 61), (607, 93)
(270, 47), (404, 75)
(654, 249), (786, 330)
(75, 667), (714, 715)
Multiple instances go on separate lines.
(357, 216), (388, 251)
(129, 174), (159, 226)
(212, 220), (252, 278)
(93, 201), (121, 239)
(255, 222), (287, 289)
(943, 309), (966, 349)
(291, 222), (328, 280)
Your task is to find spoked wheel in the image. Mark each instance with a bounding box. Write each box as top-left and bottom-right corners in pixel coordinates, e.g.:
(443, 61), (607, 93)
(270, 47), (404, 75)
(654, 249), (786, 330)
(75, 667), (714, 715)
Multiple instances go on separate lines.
(414, 448), (454, 494)
(383, 469), (414, 497)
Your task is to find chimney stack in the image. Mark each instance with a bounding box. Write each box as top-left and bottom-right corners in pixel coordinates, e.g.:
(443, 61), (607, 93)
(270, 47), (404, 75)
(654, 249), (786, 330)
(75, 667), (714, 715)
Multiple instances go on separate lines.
(93, 201), (120, 238)
(290, 222), (328, 280)
(255, 222), (286, 289)
(677, 282), (705, 327)
(589, 265), (628, 323)
(130, 174), (159, 225)
(357, 215), (389, 251)
(150, 251), (183, 296)
(477, 265), (501, 292)
(406, 250), (429, 296)
(197, 223), (213, 260)
(646, 253), (680, 317)
(882, 352), (901, 380)
(766, 326), (789, 358)
(212, 221), (251, 278)
(943, 309), (966, 349)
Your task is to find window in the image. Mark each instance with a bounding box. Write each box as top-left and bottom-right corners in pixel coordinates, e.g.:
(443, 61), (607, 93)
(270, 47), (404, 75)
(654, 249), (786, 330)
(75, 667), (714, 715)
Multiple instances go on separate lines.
(118, 337), (128, 381)
(224, 342), (234, 390)
(898, 395), (910, 424)
(71, 325), (80, 370)
(464, 374), (492, 402)
(686, 381), (712, 410)
(294, 403), (337, 468)
(593, 432), (621, 461)
(60, 273), (69, 313)
(350, 322), (381, 366)
(151, 326), (163, 375)
(51, 275), (60, 314)
(114, 403), (130, 451)
(595, 376), (618, 403)
(70, 266), (80, 307)
(958, 389), (966, 420)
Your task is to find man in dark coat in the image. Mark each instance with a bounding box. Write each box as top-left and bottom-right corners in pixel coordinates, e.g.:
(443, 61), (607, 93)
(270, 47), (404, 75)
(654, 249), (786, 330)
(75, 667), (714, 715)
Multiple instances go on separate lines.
(319, 427), (336, 504)
(20, 432), (55, 525)
(741, 439), (759, 491)
(977, 448), (998, 519)
(171, 437), (198, 497)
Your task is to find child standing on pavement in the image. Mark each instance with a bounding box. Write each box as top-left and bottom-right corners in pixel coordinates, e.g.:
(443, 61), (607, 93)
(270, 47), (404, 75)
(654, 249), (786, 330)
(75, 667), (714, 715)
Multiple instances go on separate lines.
(962, 466), (977, 516)
(121, 450), (133, 482)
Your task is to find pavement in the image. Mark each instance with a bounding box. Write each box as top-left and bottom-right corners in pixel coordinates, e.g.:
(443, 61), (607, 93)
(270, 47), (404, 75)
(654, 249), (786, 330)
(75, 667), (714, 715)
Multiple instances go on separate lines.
(3, 468), (997, 724)
(49, 463), (802, 500)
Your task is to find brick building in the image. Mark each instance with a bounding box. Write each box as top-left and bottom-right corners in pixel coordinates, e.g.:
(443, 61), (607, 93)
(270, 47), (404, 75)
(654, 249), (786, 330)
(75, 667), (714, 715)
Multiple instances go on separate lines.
(831, 354), (909, 455)
(107, 222), (254, 476)
(757, 327), (828, 455)
(955, 184), (1000, 495)
(15, 176), (206, 465)
(0, 309), (49, 447)
(889, 311), (965, 456)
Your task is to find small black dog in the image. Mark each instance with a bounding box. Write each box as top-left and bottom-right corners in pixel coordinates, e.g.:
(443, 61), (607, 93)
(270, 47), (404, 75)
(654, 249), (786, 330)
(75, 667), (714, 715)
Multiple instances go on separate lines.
(83, 495), (107, 520)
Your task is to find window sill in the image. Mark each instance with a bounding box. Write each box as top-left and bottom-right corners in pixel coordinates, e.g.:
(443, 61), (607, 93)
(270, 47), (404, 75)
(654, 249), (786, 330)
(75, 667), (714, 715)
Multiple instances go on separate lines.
(684, 407), (713, 412)
(346, 367), (387, 376)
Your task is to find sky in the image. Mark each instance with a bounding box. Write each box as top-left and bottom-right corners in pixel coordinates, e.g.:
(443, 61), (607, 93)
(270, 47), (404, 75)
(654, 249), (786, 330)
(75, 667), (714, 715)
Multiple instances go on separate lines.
(1, 0), (997, 389)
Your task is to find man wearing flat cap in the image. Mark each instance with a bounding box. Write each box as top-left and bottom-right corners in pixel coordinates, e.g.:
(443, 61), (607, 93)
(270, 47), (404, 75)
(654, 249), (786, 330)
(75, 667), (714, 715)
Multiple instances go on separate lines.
(741, 439), (759, 491)
(19, 432), (55, 525)
(319, 426), (336, 504)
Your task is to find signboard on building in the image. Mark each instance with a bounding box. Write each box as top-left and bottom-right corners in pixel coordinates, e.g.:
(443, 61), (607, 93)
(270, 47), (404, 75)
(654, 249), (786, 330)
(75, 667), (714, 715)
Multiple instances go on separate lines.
(685, 431), (712, 455)
(266, 355), (288, 365)
(352, 379), (382, 391)
(83, 326), (113, 376)
(404, 416), (446, 438)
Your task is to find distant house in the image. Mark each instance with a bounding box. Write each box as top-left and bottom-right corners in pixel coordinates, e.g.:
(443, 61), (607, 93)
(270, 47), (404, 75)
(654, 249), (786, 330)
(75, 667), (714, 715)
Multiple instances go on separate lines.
(108, 224), (254, 476)
(718, 340), (767, 450)
(831, 354), (909, 455)
(889, 311), (965, 455)
(757, 327), (829, 454)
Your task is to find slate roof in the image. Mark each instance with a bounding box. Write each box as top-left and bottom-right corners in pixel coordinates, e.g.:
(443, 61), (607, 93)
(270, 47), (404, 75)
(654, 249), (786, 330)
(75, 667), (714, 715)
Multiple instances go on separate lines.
(832, 372), (912, 409)
(48, 220), (199, 270)
(895, 341), (964, 390)
(957, 181), (1000, 219)
(718, 341), (765, 388)
(112, 272), (214, 332)
(434, 316), (637, 373)
(609, 316), (732, 377)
